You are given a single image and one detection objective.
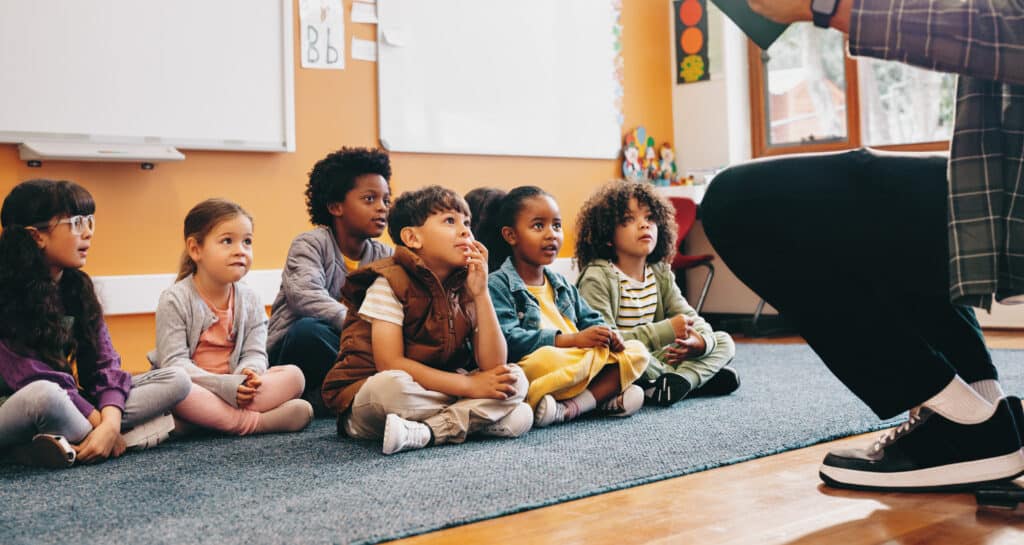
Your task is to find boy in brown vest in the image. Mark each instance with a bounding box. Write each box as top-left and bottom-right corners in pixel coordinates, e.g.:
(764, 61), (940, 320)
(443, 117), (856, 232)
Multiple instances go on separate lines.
(321, 186), (532, 454)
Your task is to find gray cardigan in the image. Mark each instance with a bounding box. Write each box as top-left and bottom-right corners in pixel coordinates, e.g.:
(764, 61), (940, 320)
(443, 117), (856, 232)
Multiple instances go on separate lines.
(266, 227), (392, 352)
(148, 275), (269, 407)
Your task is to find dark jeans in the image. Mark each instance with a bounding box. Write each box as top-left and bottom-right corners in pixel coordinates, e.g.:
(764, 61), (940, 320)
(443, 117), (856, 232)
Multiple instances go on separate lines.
(269, 317), (341, 415)
(701, 148), (995, 419)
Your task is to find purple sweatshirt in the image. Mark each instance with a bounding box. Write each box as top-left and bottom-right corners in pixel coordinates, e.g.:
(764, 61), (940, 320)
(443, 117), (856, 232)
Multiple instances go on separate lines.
(0, 320), (131, 418)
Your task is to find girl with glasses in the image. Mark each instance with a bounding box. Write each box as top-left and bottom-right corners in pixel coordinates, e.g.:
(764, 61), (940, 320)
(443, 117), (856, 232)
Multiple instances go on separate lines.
(0, 179), (191, 468)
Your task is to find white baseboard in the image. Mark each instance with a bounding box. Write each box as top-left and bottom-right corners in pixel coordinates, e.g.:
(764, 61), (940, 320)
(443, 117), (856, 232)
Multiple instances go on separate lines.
(93, 269), (283, 316)
(92, 261), (577, 317)
(90, 260), (1023, 330)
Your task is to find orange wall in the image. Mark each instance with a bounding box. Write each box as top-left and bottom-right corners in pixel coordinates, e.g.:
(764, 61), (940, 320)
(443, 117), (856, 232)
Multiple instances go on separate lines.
(0, 1), (672, 373)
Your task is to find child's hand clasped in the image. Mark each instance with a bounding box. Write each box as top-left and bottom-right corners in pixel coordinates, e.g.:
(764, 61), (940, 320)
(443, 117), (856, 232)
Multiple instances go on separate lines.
(571, 325), (624, 350)
(466, 364), (518, 400)
(665, 326), (707, 364)
(237, 368), (262, 407)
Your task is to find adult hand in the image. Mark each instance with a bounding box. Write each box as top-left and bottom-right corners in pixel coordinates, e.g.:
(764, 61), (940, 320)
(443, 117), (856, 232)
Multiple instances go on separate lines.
(748, 0), (811, 24)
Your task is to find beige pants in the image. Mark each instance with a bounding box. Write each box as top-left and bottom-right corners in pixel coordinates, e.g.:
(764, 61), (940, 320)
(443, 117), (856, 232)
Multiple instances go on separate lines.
(342, 365), (528, 445)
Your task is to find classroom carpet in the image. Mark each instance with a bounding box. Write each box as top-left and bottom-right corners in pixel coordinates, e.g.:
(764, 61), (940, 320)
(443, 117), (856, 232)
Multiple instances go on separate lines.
(2, 345), (1023, 545)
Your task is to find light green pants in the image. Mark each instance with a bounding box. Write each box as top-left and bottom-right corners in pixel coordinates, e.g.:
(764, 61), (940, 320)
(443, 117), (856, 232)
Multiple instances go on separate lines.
(642, 331), (735, 388)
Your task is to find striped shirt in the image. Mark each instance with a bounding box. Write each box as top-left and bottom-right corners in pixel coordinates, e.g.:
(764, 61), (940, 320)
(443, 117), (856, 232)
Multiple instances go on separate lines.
(358, 276), (404, 326)
(613, 265), (658, 330)
(850, 0), (1024, 308)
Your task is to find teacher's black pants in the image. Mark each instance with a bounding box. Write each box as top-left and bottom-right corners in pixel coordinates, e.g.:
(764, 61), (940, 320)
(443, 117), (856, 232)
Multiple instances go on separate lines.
(701, 148), (996, 419)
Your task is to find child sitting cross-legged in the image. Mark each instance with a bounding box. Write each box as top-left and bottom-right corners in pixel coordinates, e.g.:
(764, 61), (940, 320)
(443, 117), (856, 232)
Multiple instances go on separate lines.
(482, 186), (650, 428)
(322, 186), (532, 455)
(575, 181), (738, 406)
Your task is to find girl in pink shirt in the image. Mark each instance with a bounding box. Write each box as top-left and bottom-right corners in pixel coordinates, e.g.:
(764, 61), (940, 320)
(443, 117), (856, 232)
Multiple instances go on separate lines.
(150, 199), (311, 436)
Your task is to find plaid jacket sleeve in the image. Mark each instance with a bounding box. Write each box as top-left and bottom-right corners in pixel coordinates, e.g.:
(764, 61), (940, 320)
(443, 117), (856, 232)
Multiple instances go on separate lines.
(849, 0), (1024, 85)
(849, 0), (1024, 308)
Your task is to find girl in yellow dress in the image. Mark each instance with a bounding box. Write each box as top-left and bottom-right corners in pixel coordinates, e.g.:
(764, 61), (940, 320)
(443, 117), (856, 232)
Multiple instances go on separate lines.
(482, 186), (649, 427)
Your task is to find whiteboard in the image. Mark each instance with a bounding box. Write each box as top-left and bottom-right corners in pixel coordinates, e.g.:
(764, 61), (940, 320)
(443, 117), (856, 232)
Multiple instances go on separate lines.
(0, 0), (295, 152)
(376, 0), (623, 159)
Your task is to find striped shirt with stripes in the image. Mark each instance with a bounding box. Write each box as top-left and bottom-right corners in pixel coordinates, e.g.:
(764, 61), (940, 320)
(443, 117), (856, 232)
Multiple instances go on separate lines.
(613, 264), (659, 331)
(358, 276), (405, 326)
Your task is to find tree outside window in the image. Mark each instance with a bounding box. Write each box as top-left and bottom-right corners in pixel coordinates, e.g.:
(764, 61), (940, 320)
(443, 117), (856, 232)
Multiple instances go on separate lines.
(749, 23), (954, 157)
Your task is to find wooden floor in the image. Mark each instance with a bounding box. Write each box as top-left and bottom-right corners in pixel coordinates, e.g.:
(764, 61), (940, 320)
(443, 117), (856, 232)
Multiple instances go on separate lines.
(388, 330), (1024, 545)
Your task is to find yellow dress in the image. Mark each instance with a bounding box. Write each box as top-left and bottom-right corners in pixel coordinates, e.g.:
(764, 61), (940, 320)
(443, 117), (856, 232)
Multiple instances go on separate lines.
(518, 280), (649, 408)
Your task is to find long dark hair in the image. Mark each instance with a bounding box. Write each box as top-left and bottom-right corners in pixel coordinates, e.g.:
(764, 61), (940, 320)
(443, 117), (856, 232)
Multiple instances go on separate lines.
(178, 198), (253, 281)
(476, 186), (552, 272)
(0, 179), (101, 372)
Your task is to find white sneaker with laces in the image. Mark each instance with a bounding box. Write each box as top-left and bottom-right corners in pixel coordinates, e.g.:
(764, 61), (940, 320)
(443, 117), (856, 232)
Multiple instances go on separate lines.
(600, 385), (644, 418)
(382, 414), (432, 455)
(480, 403), (533, 438)
(122, 413), (176, 450)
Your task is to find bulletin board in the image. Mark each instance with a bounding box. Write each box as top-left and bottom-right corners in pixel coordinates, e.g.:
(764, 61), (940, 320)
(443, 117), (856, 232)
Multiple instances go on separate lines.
(376, 0), (623, 159)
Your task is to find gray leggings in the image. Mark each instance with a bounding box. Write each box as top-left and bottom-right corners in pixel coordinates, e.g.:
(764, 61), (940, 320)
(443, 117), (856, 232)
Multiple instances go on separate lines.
(0, 367), (191, 447)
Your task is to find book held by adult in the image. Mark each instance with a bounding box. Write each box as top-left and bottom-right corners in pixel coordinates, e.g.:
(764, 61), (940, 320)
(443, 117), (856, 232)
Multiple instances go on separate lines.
(709, 0), (789, 50)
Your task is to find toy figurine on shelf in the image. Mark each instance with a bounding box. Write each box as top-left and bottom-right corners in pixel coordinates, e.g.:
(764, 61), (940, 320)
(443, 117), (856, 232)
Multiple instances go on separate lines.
(658, 143), (678, 184)
(622, 142), (643, 182)
(623, 126), (679, 185)
(643, 141), (659, 181)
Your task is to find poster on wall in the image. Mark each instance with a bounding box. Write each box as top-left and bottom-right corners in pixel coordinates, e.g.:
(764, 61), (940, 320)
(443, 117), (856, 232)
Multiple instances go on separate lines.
(674, 0), (710, 83)
(300, 0), (345, 70)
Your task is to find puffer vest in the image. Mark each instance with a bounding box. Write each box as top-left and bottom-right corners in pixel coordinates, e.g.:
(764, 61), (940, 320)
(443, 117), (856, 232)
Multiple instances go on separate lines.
(321, 246), (477, 414)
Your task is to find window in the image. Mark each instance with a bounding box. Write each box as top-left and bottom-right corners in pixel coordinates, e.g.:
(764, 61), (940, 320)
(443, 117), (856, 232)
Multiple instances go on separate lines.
(748, 23), (955, 157)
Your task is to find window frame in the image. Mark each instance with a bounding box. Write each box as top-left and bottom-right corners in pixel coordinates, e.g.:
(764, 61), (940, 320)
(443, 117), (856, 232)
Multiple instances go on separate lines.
(747, 38), (950, 158)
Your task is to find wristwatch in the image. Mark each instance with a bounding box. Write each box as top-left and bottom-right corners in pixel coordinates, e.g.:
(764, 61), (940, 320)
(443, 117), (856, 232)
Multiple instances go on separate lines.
(810, 0), (839, 29)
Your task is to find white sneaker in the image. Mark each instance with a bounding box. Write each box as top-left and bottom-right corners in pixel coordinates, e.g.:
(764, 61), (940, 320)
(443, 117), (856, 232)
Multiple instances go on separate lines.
(382, 414), (431, 455)
(600, 385), (644, 418)
(480, 403), (533, 438)
(122, 413), (175, 450)
(534, 395), (564, 428)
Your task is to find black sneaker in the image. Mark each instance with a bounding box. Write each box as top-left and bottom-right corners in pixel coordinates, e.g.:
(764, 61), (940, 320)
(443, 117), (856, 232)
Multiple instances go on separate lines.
(650, 373), (692, 406)
(691, 366), (741, 397)
(819, 399), (1024, 492)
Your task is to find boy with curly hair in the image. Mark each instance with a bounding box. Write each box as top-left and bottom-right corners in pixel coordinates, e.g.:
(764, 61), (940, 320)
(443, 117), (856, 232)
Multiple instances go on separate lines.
(268, 147), (394, 415)
(575, 181), (738, 406)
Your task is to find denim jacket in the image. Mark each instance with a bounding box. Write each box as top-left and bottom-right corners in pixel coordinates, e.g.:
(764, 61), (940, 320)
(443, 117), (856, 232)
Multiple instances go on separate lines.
(488, 257), (606, 362)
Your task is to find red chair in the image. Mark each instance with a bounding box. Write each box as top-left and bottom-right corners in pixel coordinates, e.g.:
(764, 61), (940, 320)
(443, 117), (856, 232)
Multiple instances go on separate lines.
(668, 197), (714, 313)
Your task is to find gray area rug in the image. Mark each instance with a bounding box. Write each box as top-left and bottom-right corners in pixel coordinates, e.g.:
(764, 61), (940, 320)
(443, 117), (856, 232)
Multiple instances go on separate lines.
(2, 345), (1022, 545)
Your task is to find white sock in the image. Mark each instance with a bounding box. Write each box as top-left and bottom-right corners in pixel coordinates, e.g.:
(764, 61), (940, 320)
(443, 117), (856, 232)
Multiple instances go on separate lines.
(924, 376), (996, 424)
(562, 390), (597, 421)
(970, 379), (1006, 404)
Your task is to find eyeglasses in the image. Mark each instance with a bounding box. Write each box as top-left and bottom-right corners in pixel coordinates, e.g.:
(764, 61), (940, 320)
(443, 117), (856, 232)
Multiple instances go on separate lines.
(44, 215), (96, 235)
